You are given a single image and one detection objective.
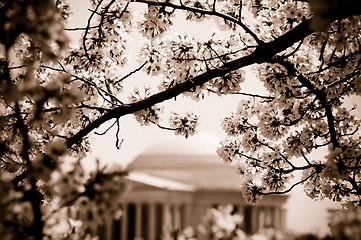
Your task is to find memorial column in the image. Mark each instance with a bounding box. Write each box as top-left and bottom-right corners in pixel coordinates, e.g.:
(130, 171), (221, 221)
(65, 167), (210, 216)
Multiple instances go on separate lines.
(135, 203), (142, 240)
(121, 203), (128, 240)
(148, 203), (156, 240)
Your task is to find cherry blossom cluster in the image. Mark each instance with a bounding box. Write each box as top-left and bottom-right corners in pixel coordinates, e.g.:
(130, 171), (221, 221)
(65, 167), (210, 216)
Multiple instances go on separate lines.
(128, 87), (163, 125)
(139, 5), (173, 39)
(198, 204), (244, 240)
(169, 111), (200, 138)
(139, 31), (248, 100)
(218, 9), (361, 204)
(43, 161), (127, 239)
(173, 204), (285, 240)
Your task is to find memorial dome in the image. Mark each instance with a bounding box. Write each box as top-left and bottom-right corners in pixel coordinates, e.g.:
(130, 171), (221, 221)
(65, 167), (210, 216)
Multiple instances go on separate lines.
(139, 133), (219, 156)
(127, 133), (242, 191)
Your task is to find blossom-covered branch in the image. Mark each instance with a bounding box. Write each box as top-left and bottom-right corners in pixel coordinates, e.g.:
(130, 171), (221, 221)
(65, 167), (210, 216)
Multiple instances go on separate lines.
(66, 16), (315, 148)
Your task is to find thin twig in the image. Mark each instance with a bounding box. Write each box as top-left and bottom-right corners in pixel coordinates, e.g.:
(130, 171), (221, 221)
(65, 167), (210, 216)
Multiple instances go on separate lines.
(262, 169), (319, 195)
(232, 91), (274, 99)
(114, 61), (148, 85)
(115, 119), (123, 149)
(149, 119), (178, 131)
(135, 0), (263, 45)
(95, 119), (117, 135)
(83, 0), (104, 61)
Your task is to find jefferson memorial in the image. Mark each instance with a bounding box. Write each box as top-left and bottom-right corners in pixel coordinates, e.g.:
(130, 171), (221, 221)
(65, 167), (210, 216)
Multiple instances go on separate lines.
(101, 134), (288, 240)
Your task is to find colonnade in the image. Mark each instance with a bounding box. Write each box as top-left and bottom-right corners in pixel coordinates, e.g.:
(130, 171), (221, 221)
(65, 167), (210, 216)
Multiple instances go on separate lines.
(101, 202), (286, 240)
(102, 202), (186, 240)
(250, 206), (286, 232)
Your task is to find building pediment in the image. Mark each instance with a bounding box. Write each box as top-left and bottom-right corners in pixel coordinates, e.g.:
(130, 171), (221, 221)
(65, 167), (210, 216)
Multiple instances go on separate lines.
(126, 172), (196, 192)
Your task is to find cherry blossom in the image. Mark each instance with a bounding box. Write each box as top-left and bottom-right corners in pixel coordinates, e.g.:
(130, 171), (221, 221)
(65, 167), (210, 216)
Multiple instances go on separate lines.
(169, 111), (200, 138)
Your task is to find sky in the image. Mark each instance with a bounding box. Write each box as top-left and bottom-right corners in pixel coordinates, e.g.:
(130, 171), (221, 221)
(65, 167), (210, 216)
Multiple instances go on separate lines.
(65, 0), (358, 237)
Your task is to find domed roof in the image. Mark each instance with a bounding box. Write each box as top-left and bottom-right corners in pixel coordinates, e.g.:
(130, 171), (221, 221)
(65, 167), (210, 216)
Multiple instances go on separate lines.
(141, 133), (220, 156)
(127, 133), (243, 191)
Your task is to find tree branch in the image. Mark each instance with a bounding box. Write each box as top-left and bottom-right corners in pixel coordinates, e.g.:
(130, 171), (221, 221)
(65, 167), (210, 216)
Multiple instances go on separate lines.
(135, 0), (263, 45)
(231, 91), (274, 100)
(83, 0), (104, 61)
(270, 58), (339, 148)
(262, 169), (320, 195)
(114, 61), (148, 85)
(66, 18), (314, 148)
